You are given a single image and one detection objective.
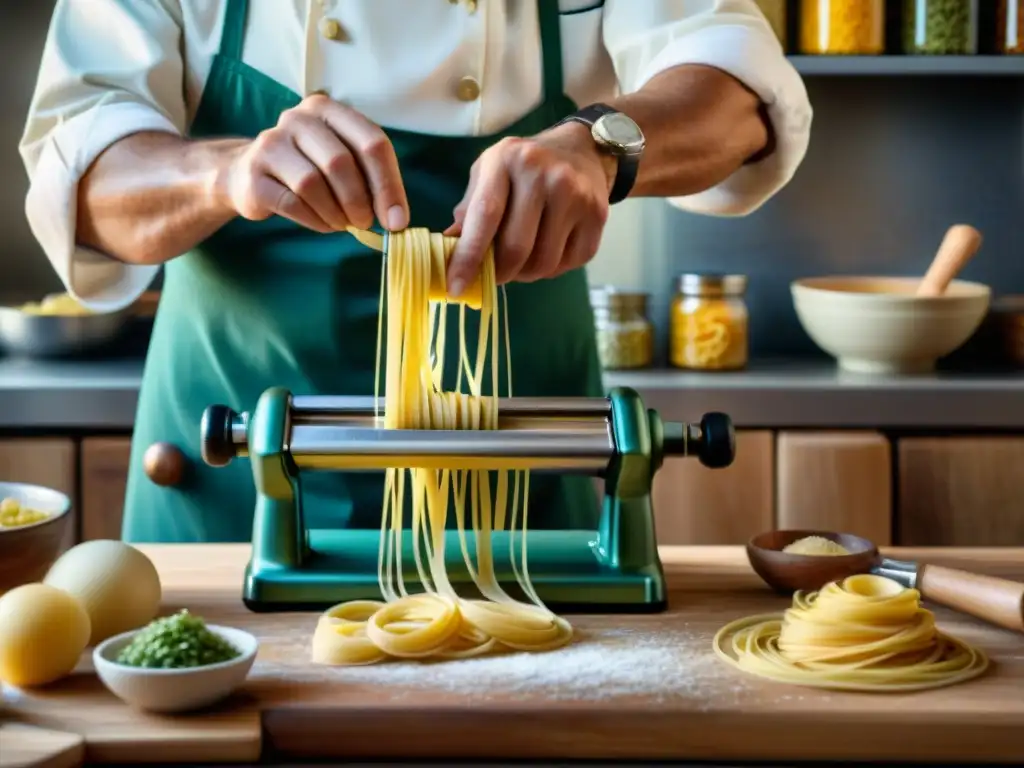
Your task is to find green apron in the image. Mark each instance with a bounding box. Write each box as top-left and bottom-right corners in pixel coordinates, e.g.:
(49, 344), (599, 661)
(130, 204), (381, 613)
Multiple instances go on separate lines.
(122, 0), (603, 543)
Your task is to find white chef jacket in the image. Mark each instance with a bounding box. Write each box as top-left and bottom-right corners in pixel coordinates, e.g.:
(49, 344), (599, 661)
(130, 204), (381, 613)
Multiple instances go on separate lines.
(19, 0), (812, 312)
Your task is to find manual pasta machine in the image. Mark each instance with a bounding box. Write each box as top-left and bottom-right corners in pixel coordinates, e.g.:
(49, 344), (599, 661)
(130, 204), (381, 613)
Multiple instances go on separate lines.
(200, 387), (735, 613)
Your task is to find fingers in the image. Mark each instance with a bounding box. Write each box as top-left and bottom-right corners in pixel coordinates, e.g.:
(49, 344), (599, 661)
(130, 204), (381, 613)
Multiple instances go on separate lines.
(495, 174), (544, 284)
(449, 134), (609, 289)
(518, 205), (571, 283)
(286, 113), (374, 229)
(447, 155), (510, 297)
(250, 174), (333, 233)
(254, 127), (348, 231)
(231, 94), (409, 235)
(310, 98), (409, 231)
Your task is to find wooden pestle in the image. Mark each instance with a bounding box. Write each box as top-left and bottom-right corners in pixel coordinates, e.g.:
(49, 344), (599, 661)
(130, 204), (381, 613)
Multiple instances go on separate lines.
(917, 564), (1024, 633)
(916, 224), (983, 297)
(346, 226), (484, 309)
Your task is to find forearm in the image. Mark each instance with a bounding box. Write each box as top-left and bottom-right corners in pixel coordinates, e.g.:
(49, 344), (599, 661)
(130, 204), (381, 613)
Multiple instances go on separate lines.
(76, 132), (244, 266)
(609, 64), (770, 199)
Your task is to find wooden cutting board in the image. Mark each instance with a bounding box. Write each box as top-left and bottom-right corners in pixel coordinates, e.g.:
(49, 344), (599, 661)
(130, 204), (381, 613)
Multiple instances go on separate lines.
(2, 642), (259, 765)
(0, 724), (82, 768)
(4, 545), (1024, 764)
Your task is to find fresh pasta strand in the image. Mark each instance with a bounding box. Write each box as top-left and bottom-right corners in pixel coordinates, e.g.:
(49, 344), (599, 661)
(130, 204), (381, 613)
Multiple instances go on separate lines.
(312, 228), (573, 665)
(712, 574), (989, 692)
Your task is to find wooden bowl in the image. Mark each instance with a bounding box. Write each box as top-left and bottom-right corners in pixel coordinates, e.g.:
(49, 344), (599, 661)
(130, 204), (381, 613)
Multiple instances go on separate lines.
(0, 482), (73, 594)
(791, 276), (990, 375)
(747, 529), (878, 594)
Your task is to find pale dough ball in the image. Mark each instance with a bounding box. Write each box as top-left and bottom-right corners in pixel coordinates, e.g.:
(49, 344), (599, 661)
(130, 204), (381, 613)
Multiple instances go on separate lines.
(44, 540), (162, 645)
(0, 583), (91, 687)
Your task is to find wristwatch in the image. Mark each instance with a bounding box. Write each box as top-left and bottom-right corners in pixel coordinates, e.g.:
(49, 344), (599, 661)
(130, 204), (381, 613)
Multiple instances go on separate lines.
(557, 103), (645, 205)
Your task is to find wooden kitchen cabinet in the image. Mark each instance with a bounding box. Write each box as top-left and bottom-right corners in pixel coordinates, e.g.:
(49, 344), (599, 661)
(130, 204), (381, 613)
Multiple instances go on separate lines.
(80, 437), (132, 541)
(0, 438), (77, 547)
(652, 430), (774, 545)
(898, 437), (1024, 546)
(777, 431), (892, 545)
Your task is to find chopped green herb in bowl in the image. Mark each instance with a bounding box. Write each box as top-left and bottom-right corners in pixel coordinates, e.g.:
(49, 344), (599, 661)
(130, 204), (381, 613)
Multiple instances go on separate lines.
(116, 609), (241, 669)
(94, 612), (257, 713)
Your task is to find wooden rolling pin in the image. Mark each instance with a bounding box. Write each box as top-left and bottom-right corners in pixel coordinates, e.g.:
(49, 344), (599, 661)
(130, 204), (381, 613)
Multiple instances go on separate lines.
(917, 224), (983, 297)
(917, 563), (1024, 633)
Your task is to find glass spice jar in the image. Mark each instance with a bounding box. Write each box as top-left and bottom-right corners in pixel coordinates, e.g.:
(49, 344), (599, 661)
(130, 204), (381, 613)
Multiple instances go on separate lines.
(997, 0), (1024, 53)
(753, 0), (788, 48)
(903, 0), (978, 54)
(800, 0), (885, 54)
(670, 274), (749, 371)
(589, 286), (654, 370)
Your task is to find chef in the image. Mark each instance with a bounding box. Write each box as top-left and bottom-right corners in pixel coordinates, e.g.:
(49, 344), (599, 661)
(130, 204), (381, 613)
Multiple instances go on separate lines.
(20, 0), (811, 543)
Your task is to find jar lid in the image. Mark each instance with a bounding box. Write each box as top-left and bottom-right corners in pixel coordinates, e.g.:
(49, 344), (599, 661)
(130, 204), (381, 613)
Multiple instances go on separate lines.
(589, 285), (649, 311)
(675, 273), (748, 297)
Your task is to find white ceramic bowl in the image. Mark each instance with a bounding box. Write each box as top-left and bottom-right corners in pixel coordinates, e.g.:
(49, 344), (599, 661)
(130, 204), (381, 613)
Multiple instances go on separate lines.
(0, 481), (73, 592)
(93, 624), (258, 713)
(792, 276), (991, 375)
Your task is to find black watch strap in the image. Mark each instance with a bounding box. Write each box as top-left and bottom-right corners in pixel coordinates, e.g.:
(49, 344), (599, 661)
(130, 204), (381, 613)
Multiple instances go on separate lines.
(557, 104), (641, 205)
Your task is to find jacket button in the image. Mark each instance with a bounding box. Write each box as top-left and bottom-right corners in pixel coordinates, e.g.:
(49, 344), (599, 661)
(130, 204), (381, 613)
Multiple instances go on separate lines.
(456, 76), (481, 102)
(318, 17), (343, 40)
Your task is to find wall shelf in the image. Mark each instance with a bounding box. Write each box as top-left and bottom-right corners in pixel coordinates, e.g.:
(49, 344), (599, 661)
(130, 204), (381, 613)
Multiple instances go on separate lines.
(789, 55), (1024, 76)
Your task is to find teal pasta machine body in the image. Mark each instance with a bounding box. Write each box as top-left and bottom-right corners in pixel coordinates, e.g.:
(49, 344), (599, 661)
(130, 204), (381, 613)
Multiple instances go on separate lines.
(200, 387), (735, 613)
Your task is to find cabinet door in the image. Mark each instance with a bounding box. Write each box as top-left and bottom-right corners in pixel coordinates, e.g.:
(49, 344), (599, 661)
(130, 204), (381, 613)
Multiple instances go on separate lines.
(652, 431), (774, 545)
(80, 437), (132, 541)
(0, 438), (77, 548)
(898, 437), (1024, 546)
(777, 431), (893, 545)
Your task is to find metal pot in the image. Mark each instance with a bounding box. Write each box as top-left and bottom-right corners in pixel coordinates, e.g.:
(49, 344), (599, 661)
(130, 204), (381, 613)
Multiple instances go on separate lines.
(0, 301), (132, 358)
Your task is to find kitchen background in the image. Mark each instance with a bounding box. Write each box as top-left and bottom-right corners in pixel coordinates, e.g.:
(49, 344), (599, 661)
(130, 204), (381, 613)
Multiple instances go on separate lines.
(0, 1), (1023, 550)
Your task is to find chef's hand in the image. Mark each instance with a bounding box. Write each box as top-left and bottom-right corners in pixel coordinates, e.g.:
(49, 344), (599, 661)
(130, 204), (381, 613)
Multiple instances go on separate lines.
(220, 93), (409, 233)
(444, 122), (616, 296)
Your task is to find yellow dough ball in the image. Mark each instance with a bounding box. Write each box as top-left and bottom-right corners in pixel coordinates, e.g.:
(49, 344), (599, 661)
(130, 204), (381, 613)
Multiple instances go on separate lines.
(0, 583), (91, 687)
(44, 540), (162, 645)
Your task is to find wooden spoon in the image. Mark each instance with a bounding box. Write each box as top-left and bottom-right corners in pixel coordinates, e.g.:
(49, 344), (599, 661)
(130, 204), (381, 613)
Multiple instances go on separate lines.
(747, 529), (1024, 633)
(916, 224), (983, 297)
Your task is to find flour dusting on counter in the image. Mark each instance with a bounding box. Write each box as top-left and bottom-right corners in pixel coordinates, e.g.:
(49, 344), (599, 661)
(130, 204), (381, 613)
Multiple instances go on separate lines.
(256, 625), (751, 704)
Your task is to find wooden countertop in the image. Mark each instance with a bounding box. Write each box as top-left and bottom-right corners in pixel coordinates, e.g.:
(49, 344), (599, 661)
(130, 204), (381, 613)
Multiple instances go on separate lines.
(3, 545), (1024, 765)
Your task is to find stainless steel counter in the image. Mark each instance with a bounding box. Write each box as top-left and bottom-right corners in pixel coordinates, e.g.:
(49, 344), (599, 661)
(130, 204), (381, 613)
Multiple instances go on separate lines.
(0, 358), (1021, 430)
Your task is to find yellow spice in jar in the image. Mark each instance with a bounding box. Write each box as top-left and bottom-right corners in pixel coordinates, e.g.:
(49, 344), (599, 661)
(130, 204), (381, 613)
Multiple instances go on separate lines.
(670, 299), (747, 371)
(800, 0), (885, 54)
(782, 536), (850, 556)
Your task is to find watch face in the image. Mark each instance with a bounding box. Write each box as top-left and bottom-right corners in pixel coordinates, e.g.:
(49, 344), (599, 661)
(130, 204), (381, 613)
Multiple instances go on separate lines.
(593, 112), (645, 154)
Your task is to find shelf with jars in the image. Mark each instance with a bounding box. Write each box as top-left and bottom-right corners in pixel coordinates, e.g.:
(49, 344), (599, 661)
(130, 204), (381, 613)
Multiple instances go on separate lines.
(787, 54), (1024, 75)
(776, 0), (1024, 72)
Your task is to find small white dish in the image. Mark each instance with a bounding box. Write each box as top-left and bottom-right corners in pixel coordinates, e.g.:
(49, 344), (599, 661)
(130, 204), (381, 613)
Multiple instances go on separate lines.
(93, 624), (258, 713)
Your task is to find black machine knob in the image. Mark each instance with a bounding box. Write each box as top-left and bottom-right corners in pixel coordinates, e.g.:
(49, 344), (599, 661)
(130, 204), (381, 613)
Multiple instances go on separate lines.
(200, 404), (240, 467)
(660, 412), (736, 469)
(698, 412), (736, 469)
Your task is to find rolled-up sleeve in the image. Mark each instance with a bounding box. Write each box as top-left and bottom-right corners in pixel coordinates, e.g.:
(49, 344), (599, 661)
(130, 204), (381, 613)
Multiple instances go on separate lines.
(602, 0), (812, 216)
(18, 0), (187, 311)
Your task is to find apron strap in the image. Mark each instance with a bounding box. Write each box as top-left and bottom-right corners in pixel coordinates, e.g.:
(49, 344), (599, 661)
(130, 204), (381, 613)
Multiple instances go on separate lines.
(536, 0), (565, 98)
(219, 0), (248, 60)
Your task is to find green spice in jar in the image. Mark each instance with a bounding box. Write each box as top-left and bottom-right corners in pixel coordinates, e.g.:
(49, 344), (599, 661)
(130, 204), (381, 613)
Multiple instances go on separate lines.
(903, 0), (977, 54)
(996, 0), (1024, 53)
(800, 0), (885, 54)
(589, 286), (654, 370)
(116, 609), (241, 669)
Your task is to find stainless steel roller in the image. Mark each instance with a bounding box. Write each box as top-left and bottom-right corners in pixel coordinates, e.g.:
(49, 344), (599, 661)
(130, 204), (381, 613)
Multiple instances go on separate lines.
(200, 392), (730, 473)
